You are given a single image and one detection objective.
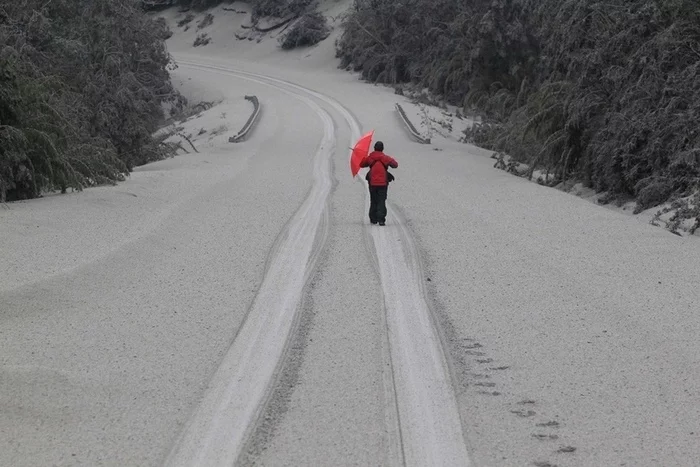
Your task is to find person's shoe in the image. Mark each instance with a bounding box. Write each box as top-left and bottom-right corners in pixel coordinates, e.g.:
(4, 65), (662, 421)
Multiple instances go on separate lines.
(379, 222), (386, 226)
(370, 220), (378, 225)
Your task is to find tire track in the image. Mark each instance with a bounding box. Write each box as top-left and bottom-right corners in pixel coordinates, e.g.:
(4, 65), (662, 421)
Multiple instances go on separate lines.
(247, 68), (473, 466)
(164, 62), (335, 466)
(172, 61), (472, 466)
(278, 72), (473, 466)
(369, 205), (471, 466)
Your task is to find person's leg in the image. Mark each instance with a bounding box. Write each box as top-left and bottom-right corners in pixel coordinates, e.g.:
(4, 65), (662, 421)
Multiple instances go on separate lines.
(368, 186), (378, 224)
(377, 186), (388, 224)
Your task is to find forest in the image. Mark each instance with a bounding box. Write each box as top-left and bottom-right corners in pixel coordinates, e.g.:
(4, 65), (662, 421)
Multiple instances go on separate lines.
(0, 0), (181, 201)
(337, 0), (700, 228)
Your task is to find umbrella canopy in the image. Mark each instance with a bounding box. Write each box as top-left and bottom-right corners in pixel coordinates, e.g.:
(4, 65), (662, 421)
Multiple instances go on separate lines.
(350, 130), (374, 177)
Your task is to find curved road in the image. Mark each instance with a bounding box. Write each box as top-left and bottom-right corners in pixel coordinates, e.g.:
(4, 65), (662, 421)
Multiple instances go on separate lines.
(3, 44), (700, 467)
(166, 60), (471, 466)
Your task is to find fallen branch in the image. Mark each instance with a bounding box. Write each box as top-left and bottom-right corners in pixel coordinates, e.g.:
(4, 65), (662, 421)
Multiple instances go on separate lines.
(172, 141), (189, 154)
(254, 16), (298, 33)
(177, 132), (199, 153)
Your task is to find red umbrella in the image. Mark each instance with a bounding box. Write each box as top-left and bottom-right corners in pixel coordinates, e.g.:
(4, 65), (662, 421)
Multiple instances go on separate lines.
(350, 130), (374, 178)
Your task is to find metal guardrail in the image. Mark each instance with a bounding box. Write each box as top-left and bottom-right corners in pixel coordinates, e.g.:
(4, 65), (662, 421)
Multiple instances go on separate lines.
(229, 96), (261, 143)
(395, 103), (431, 144)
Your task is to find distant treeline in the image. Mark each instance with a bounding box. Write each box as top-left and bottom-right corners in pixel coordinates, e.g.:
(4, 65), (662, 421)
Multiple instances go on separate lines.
(337, 0), (700, 216)
(172, 0), (328, 50)
(175, 0), (316, 18)
(178, 0), (329, 49)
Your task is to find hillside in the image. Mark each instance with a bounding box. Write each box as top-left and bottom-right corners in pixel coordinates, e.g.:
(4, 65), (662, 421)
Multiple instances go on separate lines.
(4, 0), (698, 233)
(0, 0), (181, 202)
(337, 0), (700, 232)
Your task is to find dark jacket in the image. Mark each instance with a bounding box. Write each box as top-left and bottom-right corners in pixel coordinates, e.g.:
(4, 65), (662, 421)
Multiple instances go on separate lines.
(360, 151), (398, 186)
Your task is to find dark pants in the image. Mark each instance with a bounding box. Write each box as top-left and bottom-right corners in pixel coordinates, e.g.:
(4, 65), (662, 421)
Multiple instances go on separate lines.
(368, 185), (388, 223)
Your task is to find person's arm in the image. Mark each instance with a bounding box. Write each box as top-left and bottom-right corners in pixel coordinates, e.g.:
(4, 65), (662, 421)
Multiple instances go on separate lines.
(384, 155), (398, 168)
(359, 157), (370, 168)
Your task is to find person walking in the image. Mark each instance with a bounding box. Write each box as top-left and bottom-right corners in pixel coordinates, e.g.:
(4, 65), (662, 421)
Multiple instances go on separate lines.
(360, 141), (398, 226)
